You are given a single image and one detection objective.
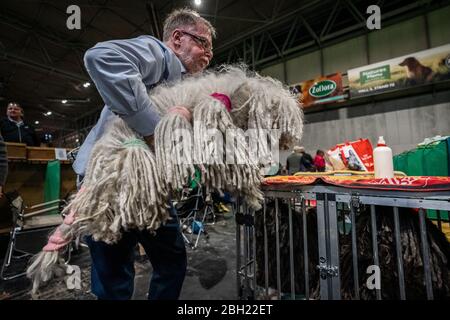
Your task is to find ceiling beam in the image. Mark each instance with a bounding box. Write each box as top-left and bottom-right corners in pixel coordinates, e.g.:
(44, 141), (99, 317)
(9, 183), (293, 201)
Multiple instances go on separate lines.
(101, 7), (150, 35)
(281, 16), (299, 52)
(215, 0), (448, 70)
(214, 0), (220, 24)
(320, 0), (341, 38)
(0, 12), (88, 51)
(344, 0), (366, 24)
(267, 33), (282, 58)
(214, 0), (323, 54)
(200, 14), (266, 24)
(299, 15), (321, 47)
(1, 51), (89, 82)
(146, 1), (162, 40)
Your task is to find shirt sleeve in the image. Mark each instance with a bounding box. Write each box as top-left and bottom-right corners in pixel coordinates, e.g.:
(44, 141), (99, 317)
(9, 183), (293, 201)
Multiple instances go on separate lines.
(83, 39), (164, 136)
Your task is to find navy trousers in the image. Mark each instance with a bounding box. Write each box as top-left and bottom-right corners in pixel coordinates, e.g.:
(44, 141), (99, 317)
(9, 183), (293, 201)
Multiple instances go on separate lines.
(85, 208), (187, 300)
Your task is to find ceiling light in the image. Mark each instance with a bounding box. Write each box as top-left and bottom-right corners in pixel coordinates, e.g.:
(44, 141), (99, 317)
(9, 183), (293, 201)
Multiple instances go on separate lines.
(35, 121), (39, 125)
(46, 111), (52, 116)
(83, 82), (91, 88)
(194, 0), (201, 5)
(61, 99), (67, 104)
(75, 139), (79, 143)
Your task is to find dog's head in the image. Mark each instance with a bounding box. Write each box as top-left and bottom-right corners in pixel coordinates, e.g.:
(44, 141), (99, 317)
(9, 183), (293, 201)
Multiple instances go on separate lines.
(399, 57), (420, 69)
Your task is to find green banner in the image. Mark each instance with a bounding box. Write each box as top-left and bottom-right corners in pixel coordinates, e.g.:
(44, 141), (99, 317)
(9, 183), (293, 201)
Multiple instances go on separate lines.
(360, 65), (390, 84)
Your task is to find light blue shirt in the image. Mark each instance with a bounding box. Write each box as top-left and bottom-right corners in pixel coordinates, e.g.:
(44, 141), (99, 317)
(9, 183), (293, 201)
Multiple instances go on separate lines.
(73, 35), (186, 176)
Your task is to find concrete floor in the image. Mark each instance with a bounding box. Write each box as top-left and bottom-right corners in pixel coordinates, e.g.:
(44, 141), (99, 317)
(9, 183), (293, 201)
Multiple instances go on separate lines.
(0, 212), (237, 300)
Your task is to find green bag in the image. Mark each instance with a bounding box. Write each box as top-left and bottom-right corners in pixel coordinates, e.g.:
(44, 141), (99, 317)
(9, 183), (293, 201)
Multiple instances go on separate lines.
(421, 141), (449, 177)
(406, 148), (425, 176)
(44, 160), (61, 214)
(393, 140), (449, 220)
(393, 152), (408, 174)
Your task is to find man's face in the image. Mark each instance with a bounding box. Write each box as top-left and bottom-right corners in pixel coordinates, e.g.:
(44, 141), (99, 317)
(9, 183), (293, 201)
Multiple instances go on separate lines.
(7, 104), (23, 120)
(174, 23), (213, 74)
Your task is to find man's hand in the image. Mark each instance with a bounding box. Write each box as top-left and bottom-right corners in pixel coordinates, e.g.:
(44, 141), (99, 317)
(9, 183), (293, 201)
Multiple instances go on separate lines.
(143, 135), (155, 152)
(144, 106), (191, 153)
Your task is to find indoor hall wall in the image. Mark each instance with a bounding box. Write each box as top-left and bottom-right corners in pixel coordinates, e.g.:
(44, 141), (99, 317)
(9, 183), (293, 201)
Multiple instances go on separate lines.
(278, 91), (450, 167)
(259, 5), (450, 84)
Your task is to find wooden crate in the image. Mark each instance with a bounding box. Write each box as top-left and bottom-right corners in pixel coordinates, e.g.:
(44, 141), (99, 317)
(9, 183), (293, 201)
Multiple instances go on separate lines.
(5, 142), (27, 160)
(27, 147), (57, 161)
(26, 147), (72, 162)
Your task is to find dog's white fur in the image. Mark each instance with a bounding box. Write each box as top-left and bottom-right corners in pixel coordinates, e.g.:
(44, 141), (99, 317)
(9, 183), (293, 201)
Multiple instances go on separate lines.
(27, 65), (304, 293)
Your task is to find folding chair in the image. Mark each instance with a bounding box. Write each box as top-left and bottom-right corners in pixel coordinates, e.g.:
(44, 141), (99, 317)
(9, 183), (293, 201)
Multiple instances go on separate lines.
(0, 191), (67, 280)
(175, 187), (216, 249)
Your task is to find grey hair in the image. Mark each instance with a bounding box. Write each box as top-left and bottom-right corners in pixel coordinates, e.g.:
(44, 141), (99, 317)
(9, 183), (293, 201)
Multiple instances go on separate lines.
(162, 8), (216, 41)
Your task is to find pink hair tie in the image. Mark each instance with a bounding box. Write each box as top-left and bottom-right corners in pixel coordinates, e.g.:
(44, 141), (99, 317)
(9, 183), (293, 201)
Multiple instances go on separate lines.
(43, 228), (71, 251)
(168, 106), (192, 122)
(42, 187), (85, 252)
(211, 92), (232, 112)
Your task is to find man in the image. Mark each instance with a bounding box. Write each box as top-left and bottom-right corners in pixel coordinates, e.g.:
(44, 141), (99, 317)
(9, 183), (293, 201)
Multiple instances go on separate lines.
(0, 102), (40, 146)
(286, 146), (303, 175)
(73, 8), (215, 300)
(299, 147), (315, 172)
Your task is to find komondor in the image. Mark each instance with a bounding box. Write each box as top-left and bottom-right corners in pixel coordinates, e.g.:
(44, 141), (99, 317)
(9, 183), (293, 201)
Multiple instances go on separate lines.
(27, 65), (303, 293)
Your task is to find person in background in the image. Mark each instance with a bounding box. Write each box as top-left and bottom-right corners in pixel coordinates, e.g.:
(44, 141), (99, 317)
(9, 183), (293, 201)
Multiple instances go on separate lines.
(0, 133), (7, 198)
(286, 146), (303, 175)
(0, 102), (40, 146)
(299, 146), (315, 172)
(314, 149), (326, 172)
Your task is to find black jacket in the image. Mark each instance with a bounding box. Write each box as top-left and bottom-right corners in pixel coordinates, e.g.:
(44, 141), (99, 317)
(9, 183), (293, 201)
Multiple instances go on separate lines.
(0, 117), (40, 146)
(301, 152), (315, 171)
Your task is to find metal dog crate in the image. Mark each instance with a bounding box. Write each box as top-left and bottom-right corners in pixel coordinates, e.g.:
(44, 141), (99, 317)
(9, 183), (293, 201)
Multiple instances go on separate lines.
(235, 184), (450, 300)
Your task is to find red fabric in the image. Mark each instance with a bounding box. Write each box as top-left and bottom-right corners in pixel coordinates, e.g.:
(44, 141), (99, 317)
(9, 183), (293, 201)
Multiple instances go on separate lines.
(211, 92), (232, 112)
(314, 155), (325, 169)
(262, 175), (450, 192)
(322, 176), (450, 191)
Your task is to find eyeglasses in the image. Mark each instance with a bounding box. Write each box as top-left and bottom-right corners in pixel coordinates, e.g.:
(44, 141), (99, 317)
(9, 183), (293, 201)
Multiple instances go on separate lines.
(179, 30), (213, 53)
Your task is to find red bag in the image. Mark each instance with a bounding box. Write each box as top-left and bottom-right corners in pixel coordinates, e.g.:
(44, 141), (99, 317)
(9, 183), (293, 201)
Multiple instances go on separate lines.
(339, 139), (374, 172)
(327, 138), (374, 172)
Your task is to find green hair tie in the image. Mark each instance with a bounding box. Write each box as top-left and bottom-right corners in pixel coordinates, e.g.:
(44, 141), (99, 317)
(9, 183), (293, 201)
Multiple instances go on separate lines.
(122, 139), (149, 150)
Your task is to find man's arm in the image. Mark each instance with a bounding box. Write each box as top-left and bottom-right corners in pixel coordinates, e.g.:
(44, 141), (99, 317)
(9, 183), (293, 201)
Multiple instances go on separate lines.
(83, 39), (164, 137)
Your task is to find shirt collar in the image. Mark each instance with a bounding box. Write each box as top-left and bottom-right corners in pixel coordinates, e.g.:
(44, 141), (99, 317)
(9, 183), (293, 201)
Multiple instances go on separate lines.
(8, 117), (23, 126)
(179, 60), (187, 75)
(154, 37), (187, 80)
(165, 45), (186, 75)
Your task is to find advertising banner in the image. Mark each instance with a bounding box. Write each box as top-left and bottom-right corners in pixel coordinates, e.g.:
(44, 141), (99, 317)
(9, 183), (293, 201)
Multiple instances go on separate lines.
(348, 44), (450, 98)
(290, 72), (345, 108)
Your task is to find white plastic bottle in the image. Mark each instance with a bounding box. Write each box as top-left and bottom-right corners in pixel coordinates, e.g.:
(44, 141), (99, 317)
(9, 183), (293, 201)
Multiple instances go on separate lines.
(373, 136), (394, 178)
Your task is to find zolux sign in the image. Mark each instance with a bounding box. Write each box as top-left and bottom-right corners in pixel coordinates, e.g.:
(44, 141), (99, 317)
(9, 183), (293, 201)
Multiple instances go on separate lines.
(290, 73), (345, 108)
